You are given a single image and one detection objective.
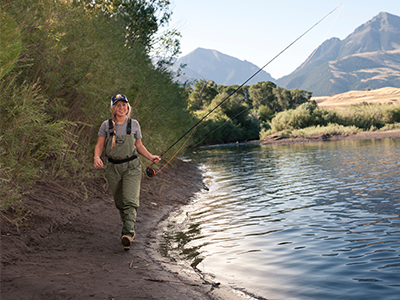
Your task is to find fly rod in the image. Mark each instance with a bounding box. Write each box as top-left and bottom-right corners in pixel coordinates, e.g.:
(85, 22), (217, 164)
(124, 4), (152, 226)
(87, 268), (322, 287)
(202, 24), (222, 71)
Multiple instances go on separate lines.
(146, 4), (343, 177)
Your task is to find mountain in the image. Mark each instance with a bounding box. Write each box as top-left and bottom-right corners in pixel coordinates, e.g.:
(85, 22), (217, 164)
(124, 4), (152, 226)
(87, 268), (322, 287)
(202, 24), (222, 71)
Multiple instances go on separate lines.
(172, 48), (275, 85)
(277, 12), (400, 96)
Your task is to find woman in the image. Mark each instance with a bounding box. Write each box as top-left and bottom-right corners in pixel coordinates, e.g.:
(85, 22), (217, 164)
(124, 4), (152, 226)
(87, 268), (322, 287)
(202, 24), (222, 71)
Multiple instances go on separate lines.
(94, 94), (160, 250)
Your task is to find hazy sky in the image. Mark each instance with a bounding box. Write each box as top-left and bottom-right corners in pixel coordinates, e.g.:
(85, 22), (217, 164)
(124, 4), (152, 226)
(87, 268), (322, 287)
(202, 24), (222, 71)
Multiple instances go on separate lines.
(166, 0), (400, 79)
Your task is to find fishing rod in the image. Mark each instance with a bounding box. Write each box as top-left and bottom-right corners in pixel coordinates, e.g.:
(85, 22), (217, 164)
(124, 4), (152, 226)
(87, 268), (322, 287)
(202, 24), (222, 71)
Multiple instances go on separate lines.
(146, 4), (343, 177)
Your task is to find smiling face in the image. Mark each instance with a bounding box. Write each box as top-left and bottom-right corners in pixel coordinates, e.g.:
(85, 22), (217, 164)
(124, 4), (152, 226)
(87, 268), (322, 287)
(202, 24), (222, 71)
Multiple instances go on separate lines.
(114, 101), (128, 118)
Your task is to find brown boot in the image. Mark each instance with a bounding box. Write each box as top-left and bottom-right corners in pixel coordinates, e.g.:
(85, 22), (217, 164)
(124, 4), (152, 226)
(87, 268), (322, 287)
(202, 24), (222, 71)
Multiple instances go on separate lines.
(120, 233), (135, 251)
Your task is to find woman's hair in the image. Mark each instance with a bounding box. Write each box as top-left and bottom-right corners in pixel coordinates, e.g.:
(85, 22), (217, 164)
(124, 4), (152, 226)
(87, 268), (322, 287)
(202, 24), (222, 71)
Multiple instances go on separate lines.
(110, 102), (132, 148)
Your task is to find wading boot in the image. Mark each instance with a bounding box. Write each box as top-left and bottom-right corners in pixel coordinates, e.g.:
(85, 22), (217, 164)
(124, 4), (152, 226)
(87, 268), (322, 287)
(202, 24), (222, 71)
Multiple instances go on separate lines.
(121, 233), (135, 251)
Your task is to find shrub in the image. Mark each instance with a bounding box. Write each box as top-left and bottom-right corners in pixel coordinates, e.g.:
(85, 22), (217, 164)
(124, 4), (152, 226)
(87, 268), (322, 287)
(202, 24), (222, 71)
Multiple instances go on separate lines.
(0, 80), (75, 210)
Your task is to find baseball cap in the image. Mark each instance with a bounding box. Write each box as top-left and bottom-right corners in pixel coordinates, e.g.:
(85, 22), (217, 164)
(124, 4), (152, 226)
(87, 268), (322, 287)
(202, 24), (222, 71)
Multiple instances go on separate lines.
(111, 94), (128, 106)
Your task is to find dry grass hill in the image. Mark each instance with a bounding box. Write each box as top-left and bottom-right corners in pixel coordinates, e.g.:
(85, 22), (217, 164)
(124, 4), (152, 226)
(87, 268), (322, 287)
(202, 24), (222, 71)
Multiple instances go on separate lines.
(313, 87), (400, 109)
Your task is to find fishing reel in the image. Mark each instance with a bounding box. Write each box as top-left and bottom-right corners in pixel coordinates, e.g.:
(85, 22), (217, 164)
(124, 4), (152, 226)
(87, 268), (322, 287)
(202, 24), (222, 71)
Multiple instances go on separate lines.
(146, 167), (156, 177)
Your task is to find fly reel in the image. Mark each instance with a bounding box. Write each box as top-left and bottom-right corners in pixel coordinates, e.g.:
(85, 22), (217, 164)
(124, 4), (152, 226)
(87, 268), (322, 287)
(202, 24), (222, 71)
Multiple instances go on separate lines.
(146, 167), (156, 177)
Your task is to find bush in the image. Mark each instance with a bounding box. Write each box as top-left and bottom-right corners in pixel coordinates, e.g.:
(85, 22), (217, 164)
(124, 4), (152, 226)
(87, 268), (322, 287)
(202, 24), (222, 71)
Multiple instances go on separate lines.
(262, 101), (400, 139)
(0, 80), (75, 209)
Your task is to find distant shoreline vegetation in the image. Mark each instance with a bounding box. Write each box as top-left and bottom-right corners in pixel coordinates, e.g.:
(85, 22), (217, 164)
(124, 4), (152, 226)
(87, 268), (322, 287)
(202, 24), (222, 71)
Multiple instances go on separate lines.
(187, 79), (312, 145)
(186, 79), (400, 145)
(260, 101), (400, 140)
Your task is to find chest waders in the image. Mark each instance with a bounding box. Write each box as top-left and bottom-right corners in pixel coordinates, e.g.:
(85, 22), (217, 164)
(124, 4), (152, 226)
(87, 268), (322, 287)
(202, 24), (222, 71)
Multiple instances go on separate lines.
(105, 119), (141, 238)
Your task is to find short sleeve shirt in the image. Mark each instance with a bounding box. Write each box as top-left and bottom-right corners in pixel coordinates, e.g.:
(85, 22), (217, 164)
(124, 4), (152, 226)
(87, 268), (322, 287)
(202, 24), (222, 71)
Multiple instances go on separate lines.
(98, 118), (142, 140)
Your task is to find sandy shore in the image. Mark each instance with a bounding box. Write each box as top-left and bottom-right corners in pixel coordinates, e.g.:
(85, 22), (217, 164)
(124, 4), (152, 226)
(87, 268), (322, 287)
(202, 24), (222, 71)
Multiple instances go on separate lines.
(2, 129), (400, 300)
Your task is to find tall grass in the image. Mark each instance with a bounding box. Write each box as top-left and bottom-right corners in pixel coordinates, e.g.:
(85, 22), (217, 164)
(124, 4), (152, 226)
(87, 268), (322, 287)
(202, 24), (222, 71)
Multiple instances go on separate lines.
(0, 80), (75, 208)
(0, 0), (194, 212)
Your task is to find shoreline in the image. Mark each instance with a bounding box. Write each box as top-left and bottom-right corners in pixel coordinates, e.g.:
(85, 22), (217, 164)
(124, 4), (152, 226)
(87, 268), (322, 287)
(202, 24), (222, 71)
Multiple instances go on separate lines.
(2, 129), (400, 299)
(258, 128), (400, 146)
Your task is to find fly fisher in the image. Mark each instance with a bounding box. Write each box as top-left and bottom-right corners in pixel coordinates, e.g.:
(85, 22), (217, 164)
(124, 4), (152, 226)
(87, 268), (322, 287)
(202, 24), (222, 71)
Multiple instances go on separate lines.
(94, 94), (161, 250)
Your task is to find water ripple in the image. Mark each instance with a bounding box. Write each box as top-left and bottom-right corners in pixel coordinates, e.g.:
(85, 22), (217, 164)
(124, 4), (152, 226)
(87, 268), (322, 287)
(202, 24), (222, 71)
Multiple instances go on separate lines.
(159, 139), (400, 300)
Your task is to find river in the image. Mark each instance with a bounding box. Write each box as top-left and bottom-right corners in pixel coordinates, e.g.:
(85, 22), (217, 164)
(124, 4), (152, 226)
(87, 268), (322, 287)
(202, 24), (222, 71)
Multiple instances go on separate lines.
(158, 138), (400, 300)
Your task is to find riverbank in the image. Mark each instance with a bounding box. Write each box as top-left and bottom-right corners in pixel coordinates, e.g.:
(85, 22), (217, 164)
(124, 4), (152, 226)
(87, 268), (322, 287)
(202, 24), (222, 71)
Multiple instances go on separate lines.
(260, 128), (400, 145)
(2, 129), (400, 300)
(2, 160), (242, 300)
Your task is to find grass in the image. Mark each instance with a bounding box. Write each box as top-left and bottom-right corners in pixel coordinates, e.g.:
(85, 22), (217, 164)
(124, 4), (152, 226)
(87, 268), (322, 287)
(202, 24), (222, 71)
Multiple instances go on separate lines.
(261, 123), (361, 140)
(261, 122), (400, 140)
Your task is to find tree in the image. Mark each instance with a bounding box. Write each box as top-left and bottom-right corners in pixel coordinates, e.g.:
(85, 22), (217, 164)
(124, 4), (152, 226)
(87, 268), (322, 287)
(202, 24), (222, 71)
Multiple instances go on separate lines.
(248, 81), (276, 109)
(188, 79), (218, 110)
(75, 0), (179, 65)
(289, 88), (312, 107)
(258, 105), (274, 122)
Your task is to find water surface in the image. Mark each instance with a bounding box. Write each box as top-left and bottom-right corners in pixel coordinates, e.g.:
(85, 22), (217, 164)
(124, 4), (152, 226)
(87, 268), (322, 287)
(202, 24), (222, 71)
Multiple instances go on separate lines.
(159, 139), (400, 300)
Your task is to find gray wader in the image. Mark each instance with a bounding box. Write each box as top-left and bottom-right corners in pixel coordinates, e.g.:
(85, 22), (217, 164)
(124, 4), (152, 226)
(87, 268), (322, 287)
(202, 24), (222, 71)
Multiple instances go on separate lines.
(105, 132), (141, 238)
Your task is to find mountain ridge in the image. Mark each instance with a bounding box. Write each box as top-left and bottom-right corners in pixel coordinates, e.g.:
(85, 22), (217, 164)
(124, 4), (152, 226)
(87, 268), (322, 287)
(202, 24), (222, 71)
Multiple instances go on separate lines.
(173, 47), (274, 86)
(277, 12), (400, 95)
(173, 12), (400, 96)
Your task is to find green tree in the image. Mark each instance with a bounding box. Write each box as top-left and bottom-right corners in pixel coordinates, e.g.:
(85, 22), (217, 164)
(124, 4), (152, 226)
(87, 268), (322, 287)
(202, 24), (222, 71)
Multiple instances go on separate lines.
(258, 105), (274, 122)
(187, 79), (218, 110)
(248, 81), (276, 109)
(76, 0), (179, 61)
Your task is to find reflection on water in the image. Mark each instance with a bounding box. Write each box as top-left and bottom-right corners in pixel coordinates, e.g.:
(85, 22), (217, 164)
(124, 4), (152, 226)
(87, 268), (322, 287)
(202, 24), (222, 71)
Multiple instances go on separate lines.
(159, 139), (400, 300)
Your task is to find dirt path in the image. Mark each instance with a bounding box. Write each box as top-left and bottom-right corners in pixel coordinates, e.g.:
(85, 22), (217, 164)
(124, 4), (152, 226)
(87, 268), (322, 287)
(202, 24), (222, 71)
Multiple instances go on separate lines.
(1, 160), (229, 300)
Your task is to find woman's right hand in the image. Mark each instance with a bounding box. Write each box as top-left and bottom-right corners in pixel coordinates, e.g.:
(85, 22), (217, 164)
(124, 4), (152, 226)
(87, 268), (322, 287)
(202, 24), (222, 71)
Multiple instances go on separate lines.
(94, 136), (105, 169)
(94, 157), (104, 169)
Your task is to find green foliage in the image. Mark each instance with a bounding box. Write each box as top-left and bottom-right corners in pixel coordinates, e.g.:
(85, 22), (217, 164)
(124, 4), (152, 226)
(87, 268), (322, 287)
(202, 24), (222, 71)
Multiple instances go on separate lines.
(337, 103), (400, 129)
(187, 79), (218, 110)
(0, 0), (192, 212)
(258, 105), (274, 122)
(291, 124), (360, 138)
(263, 100), (400, 139)
(186, 80), (310, 145)
(77, 0), (178, 61)
(269, 101), (328, 131)
(0, 12), (22, 79)
(380, 122), (400, 131)
(0, 80), (75, 209)
(248, 81), (276, 109)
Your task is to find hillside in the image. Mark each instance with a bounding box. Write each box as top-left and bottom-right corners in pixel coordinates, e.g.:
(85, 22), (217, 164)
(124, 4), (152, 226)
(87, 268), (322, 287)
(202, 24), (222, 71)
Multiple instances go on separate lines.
(173, 47), (275, 85)
(313, 87), (400, 109)
(278, 12), (400, 96)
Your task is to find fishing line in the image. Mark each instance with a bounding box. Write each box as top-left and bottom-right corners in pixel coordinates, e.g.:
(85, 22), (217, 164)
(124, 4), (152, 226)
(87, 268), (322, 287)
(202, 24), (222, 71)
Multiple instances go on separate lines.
(187, 105), (254, 150)
(146, 4), (343, 177)
(281, 3), (344, 85)
(186, 3), (344, 149)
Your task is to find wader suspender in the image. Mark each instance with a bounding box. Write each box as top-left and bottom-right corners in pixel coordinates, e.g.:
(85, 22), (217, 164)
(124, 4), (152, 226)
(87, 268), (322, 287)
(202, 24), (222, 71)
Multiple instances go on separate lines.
(108, 118), (137, 164)
(108, 118), (132, 136)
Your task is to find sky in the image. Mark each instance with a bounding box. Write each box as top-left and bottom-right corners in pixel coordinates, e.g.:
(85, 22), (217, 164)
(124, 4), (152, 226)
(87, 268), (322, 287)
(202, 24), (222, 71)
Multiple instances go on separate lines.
(165, 0), (400, 79)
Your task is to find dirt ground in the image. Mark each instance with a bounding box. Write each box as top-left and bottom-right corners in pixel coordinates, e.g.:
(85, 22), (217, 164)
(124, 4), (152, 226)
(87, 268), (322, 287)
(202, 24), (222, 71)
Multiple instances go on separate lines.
(1, 160), (234, 300)
(2, 130), (400, 300)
